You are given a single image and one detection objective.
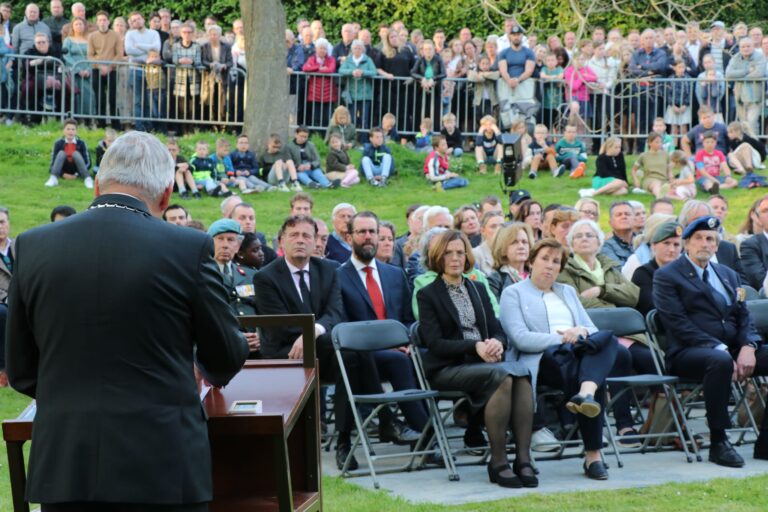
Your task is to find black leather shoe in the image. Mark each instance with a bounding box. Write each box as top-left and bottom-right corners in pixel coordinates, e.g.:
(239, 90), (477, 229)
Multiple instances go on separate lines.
(487, 462), (523, 488)
(566, 394), (601, 418)
(512, 461), (539, 488)
(379, 419), (421, 445)
(336, 443), (359, 471)
(583, 460), (609, 480)
(754, 433), (768, 460)
(709, 439), (745, 468)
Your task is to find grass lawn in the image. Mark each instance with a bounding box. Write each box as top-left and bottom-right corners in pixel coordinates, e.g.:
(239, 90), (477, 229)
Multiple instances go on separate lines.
(1, 122), (767, 510)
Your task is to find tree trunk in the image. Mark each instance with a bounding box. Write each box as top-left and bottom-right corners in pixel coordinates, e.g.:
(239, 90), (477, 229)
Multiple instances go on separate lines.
(240, 0), (288, 149)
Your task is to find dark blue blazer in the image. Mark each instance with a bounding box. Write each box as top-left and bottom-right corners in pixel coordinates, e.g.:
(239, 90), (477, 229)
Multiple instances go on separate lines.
(338, 259), (414, 326)
(653, 255), (760, 360)
(325, 231), (351, 264)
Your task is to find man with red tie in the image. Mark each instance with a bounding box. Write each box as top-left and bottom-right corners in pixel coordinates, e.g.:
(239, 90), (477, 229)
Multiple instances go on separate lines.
(338, 211), (428, 448)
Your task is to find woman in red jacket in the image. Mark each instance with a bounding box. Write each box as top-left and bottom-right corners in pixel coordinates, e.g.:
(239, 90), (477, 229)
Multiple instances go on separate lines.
(301, 37), (338, 133)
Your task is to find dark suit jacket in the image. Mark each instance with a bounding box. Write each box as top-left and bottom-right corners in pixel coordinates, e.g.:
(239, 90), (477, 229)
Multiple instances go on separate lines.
(739, 234), (768, 290)
(653, 255), (760, 360)
(325, 231), (351, 264)
(253, 256), (343, 358)
(416, 277), (506, 378)
(200, 40), (233, 72)
(5, 193), (248, 505)
(630, 259), (660, 317)
(0, 238), (13, 303)
(715, 239), (746, 284)
(338, 259), (414, 325)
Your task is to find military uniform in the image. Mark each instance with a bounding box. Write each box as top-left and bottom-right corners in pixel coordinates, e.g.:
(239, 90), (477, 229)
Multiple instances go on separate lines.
(220, 262), (260, 359)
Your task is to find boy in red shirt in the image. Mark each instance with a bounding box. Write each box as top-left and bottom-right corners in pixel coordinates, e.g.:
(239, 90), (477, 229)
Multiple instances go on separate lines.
(693, 131), (737, 194)
(424, 135), (469, 191)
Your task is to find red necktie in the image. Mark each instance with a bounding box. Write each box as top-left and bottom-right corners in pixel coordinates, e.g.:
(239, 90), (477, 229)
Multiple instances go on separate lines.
(363, 266), (386, 320)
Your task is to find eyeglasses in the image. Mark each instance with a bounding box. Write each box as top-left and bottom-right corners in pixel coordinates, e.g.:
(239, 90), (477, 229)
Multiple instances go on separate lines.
(573, 232), (597, 240)
(579, 209), (598, 217)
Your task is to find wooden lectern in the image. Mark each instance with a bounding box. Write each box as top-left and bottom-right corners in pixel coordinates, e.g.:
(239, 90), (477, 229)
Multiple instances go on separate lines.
(3, 314), (322, 512)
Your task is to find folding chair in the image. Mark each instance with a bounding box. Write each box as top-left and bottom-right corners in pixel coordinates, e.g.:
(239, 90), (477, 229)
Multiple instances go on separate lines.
(731, 299), (768, 443)
(331, 320), (459, 488)
(588, 307), (699, 465)
(647, 308), (755, 452)
(408, 322), (495, 464)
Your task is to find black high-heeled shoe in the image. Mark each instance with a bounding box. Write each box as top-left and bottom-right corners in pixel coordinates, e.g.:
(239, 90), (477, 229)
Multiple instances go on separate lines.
(512, 460), (539, 488)
(487, 462), (523, 488)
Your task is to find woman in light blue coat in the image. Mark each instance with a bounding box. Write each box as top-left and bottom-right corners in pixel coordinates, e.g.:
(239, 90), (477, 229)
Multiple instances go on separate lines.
(500, 238), (618, 481)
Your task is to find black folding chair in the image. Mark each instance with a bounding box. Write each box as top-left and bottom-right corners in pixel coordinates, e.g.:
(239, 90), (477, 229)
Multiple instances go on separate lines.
(589, 307), (699, 464)
(331, 320), (459, 488)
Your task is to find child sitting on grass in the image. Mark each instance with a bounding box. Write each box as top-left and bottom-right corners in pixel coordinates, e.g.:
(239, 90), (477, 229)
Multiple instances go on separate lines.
(579, 136), (628, 197)
(230, 134), (274, 192)
(168, 138), (200, 199)
(652, 117), (675, 153)
(414, 117), (433, 152)
(191, 140), (232, 197)
(693, 131), (737, 194)
(473, 115), (503, 174)
(424, 134), (468, 191)
(554, 124), (587, 178)
(213, 138), (257, 195)
(94, 128), (117, 174)
(45, 118), (93, 188)
(256, 134), (301, 192)
(528, 123), (560, 179)
(631, 132), (671, 198)
(381, 113), (404, 145)
(667, 149), (696, 200)
(326, 133), (360, 187)
(440, 112), (464, 157)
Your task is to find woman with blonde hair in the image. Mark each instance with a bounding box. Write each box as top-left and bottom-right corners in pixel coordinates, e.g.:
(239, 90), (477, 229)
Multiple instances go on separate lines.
(579, 136), (628, 198)
(487, 222), (534, 300)
(325, 105), (357, 149)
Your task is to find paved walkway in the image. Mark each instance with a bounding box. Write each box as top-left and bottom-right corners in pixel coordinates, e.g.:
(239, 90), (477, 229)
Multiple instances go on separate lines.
(322, 417), (768, 505)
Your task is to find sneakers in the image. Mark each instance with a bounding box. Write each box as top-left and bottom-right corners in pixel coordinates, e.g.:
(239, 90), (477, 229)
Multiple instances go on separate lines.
(569, 162), (586, 179)
(528, 170), (537, 180)
(632, 187), (648, 195)
(84, 176), (94, 189)
(709, 181), (720, 195)
(45, 175), (59, 187)
(179, 190), (190, 199)
(277, 182), (290, 192)
(579, 188), (595, 198)
(531, 427), (560, 452)
(192, 191), (202, 199)
(368, 178), (379, 187)
(306, 181), (321, 189)
(380, 176), (389, 187)
(329, 179), (341, 189)
(291, 181), (303, 192)
(553, 164), (565, 178)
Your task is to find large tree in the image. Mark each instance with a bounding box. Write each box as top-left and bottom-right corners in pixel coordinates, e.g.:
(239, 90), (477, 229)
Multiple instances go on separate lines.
(240, 0), (289, 149)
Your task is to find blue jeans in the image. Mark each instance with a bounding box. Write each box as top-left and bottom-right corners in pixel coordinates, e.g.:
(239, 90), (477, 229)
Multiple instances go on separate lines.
(361, 154), (392, 179)
(130, 67), (150, 131)
(442, 177), (469, 189)
(297, 167), (331, 187)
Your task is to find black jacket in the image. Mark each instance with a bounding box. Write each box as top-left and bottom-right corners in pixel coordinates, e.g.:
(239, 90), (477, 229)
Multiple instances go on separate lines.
(5, 193), (248, 504)
(416, 277), (506, 378)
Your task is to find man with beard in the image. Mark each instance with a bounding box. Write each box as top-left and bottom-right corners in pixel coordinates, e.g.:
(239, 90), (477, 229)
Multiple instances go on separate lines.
(654, 216), (768, 468)
(337, 211), (427, 445)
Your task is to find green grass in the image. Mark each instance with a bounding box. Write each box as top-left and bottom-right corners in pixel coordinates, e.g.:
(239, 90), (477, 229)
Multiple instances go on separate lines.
(1, 122), (767, 510)
(0, 121), (764, 237)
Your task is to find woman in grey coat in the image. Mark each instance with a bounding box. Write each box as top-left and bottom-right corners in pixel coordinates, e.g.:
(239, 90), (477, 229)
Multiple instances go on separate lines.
(500, 238), (618, 481)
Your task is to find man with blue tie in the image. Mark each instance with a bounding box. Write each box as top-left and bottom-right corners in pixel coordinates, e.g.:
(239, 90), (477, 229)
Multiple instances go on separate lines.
(338, 211), (428, 443)
(654, 216), (768, 468)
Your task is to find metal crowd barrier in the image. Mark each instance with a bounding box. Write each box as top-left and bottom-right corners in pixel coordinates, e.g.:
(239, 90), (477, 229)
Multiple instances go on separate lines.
(2, 55), (768, 148)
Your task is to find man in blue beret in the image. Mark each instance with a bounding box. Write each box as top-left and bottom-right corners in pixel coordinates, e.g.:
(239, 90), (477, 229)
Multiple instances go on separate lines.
(654, 216), (768, 467)
(208, 219), (260, 357)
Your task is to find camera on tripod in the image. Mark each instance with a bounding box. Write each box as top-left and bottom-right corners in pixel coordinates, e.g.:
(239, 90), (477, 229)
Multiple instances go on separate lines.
(499, 132), (524, 194)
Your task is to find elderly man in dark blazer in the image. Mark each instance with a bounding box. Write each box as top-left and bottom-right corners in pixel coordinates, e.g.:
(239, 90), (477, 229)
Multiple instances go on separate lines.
(338, 211), (426, 442)
(739, 195), (768, 290)
(654, 216), (768, 468)
(5, 132), (249, 512)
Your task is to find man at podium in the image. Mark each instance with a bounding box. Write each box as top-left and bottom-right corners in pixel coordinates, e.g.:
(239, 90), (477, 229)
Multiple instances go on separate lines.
(5, 131), (249, 512)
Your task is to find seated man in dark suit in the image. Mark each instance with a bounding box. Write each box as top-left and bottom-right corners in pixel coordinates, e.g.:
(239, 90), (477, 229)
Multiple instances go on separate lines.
(678, 200), (746, 283)
(254, 215), (414, 470)
(654, 216), (768, 468)
(739, 194), (768, 290)
(325, 202), (356, 263)
(338, 211), (427, 442)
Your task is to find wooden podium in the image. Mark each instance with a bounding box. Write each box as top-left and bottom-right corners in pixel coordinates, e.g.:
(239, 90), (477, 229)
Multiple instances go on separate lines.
(3, 314), (322, 512)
